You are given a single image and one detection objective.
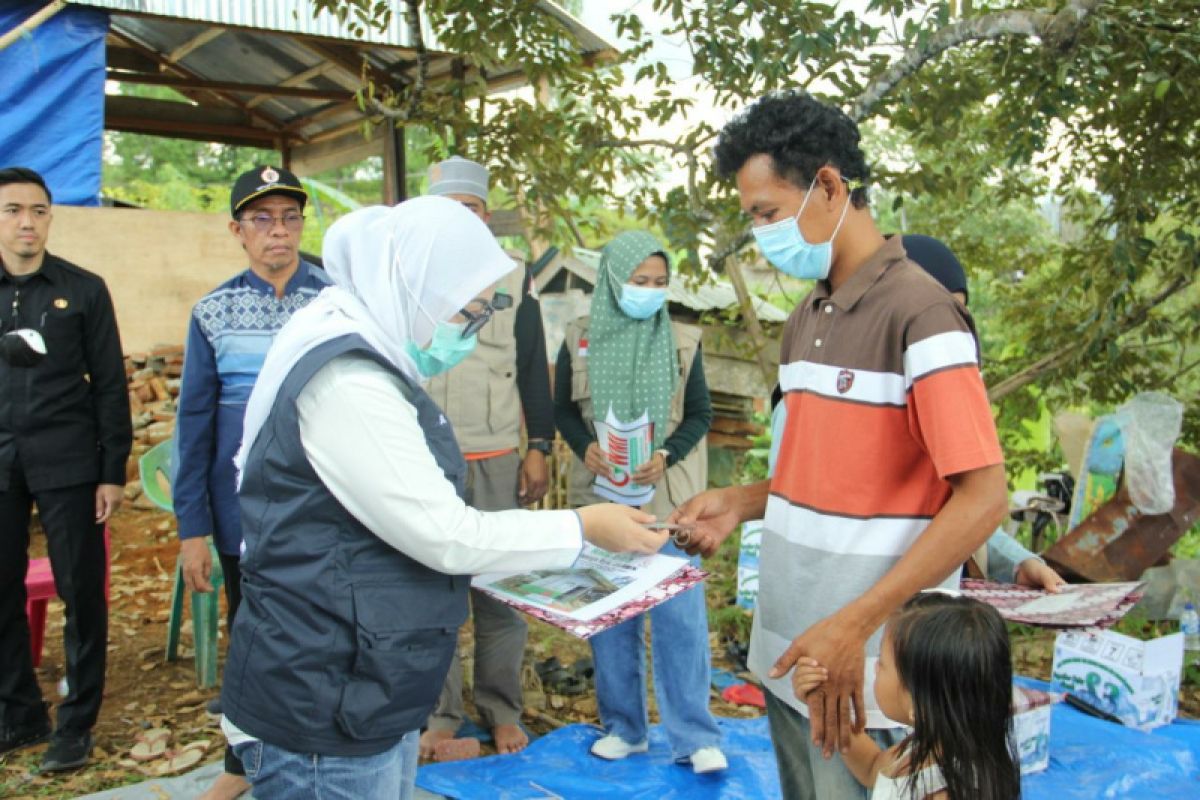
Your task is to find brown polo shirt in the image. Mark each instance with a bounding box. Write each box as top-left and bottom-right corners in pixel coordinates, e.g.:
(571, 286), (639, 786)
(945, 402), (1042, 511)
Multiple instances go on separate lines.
(748, 234), (1004, 725)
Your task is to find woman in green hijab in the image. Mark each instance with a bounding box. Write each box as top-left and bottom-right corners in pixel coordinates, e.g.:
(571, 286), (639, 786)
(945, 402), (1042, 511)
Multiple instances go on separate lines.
(554, 230), (726, 774)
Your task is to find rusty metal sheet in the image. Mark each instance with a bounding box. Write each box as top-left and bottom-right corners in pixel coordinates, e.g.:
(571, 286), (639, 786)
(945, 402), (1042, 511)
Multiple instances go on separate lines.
(1043, 449), (1200, 583)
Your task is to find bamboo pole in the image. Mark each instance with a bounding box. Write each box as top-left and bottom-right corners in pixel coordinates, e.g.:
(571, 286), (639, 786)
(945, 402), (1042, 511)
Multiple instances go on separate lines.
(0, 1), (67, 53)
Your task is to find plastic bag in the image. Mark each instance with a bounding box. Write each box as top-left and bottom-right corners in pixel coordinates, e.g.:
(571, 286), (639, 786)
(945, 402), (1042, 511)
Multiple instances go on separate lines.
(1119, 392), (1183, 515)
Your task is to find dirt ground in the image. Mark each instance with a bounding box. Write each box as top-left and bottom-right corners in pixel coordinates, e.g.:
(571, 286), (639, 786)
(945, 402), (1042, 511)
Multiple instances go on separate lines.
(3, 504), (1197, 798)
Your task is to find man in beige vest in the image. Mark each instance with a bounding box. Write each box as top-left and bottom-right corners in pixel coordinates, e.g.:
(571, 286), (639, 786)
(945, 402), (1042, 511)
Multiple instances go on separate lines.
(419, 156), (555, 757)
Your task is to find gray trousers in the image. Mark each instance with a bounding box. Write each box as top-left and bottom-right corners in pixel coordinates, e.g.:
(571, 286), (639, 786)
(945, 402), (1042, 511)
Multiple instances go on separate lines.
(428, 451), (528, 732)
(765, 689), (906, 800)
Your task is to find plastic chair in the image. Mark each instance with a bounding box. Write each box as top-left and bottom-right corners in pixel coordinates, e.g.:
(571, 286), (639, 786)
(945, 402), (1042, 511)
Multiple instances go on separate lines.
(25, 524), (111, 668)
(139, 440), (225, 688)
(138, 439), (176, 514)
(165, 542), (224, 688)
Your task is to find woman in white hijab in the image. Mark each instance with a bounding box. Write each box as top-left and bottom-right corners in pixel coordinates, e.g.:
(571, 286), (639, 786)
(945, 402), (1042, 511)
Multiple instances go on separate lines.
(220, 198), (666, 800)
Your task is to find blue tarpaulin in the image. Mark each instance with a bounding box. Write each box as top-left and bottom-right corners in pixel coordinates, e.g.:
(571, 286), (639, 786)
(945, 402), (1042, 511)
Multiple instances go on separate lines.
(417, 718), (781, 799)
(0, 2), (108, 205)
(417, 696), (1200, 799)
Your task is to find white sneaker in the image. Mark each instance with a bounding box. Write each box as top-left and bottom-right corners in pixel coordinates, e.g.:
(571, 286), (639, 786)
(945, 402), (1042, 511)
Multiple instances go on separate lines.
(690, 746), (728, 774)
(590, 734), (649, 760)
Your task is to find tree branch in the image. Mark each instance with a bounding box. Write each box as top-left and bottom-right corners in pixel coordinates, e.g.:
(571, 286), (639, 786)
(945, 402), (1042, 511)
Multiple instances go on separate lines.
(364, 0), (428, 122)
(987, 272), (1192, 402)
(403, 0), (428, 119)
(850, 0), (1102, 121)
(595, 137), (688, 153)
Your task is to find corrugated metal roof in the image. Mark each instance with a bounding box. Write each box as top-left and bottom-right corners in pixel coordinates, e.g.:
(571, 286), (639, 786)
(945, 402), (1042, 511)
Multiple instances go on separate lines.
(557, 248), (790, 323)
(72, 0), (422, 47)
(79, 0), (614, 168)
(69, 0), (612, 52)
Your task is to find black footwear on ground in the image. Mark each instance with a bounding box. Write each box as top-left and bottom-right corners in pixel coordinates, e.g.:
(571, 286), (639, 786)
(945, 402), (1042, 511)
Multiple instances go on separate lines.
(206, 697), (222, 718)
(0, 718), (52, 758)
(39, 730), (93, 772)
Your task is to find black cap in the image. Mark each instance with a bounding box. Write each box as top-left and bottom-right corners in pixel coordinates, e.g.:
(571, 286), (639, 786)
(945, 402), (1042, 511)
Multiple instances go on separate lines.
(230, 165), (308, 217)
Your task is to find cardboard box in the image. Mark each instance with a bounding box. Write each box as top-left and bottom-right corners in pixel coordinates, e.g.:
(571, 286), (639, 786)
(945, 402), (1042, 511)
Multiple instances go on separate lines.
(1012, 685), (1056, 774)
(736, 520), (763, 610)
(1051, 629), (1183, 731)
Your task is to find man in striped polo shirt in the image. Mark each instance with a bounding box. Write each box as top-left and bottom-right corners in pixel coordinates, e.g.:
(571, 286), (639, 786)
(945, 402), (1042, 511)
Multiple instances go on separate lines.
(671, 91), (1008, 799)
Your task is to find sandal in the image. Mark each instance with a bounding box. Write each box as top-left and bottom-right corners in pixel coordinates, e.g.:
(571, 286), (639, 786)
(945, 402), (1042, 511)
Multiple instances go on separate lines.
(534, 656), (563, 683)
(159, 745), (204, 775)
(570, 657), (595, 683)
(129, 728), (171, 762)
(542, 669), (588, 696)
(724, 638), (750, 672)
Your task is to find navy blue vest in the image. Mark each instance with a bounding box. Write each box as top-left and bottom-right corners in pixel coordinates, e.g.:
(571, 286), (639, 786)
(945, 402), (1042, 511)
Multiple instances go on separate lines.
(222, 335), (469, 756)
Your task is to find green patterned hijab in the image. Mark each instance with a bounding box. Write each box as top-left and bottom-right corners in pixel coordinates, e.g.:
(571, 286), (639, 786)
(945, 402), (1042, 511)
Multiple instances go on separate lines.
(589, 231), (678, 448)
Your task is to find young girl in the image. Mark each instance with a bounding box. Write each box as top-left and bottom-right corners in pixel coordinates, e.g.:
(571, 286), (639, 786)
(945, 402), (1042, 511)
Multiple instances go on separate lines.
(795, 592), (1020, 800)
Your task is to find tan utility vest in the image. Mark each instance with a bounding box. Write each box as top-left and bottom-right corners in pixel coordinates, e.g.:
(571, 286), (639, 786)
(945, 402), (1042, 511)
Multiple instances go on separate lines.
(563, 316), (708, 517)
(425, 266), (526, 454)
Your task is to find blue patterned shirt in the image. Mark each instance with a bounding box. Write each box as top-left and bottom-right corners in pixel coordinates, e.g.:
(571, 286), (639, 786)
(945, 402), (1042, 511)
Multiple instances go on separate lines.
(174, 261), (329, 553)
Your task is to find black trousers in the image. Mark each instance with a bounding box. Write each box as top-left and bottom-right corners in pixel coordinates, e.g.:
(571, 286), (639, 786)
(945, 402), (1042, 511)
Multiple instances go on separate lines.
(0, 470), (107, 734)
(217, 550), (245, 776)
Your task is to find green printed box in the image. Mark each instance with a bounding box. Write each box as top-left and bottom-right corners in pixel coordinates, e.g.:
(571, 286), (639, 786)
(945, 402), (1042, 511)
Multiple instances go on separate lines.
(1051, 629), (1183, 731)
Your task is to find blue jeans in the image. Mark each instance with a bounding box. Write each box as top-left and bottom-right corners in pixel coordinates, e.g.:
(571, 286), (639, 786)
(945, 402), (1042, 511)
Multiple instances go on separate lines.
(589, 540), (721, 760)
(233, 730), (419, 799)
(765, 690), (906, 800)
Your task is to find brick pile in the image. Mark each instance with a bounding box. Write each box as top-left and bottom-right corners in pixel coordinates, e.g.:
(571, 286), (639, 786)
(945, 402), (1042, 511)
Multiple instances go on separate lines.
(123, 344), (182, 508)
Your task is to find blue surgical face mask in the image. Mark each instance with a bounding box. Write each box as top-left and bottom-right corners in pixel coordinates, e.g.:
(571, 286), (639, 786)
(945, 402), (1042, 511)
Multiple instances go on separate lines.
(752, 177), (852, 280)
(618, 285), (668, 320)
(405, 321), (477, 377)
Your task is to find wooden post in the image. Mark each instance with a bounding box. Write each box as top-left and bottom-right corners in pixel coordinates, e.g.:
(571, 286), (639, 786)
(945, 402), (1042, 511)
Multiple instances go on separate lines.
(724, 255), (777, 388)
(0, 1), (67, 53)
(383, 124), (406, 205)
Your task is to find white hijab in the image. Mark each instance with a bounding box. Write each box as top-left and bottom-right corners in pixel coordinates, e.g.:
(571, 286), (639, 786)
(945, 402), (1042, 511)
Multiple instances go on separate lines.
(234, 196), (515, 477)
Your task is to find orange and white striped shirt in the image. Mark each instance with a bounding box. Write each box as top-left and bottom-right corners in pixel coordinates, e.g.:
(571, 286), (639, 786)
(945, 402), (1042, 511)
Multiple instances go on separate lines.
(749, 235), (1003, 727)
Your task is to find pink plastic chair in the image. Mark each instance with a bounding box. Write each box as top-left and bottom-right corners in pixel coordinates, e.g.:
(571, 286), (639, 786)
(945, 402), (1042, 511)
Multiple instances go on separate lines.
(24, 524), (112, 668)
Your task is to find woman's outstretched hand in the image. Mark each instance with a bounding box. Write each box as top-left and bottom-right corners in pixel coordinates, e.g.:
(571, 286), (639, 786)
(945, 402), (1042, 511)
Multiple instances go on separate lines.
(577, 503), (665, 554)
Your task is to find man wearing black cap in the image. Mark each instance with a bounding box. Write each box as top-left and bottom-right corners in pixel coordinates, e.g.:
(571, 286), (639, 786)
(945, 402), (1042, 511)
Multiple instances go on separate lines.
(0, 167), (131, 772)
(173, 165), (328, 799)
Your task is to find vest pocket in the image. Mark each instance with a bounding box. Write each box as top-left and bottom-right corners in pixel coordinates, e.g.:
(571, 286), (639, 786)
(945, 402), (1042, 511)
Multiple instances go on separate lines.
(570, 364), (590, 402)
(334, 582), (465, 741)
(487, 367), (516, 433)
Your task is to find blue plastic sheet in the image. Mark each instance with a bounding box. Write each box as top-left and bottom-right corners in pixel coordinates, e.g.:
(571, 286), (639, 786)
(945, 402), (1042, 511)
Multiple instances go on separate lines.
(0, 2), (108, 205)
(417, 718), (780, 799)
(1018, 677), (1200, 799)
(416, 696), (1200, 799)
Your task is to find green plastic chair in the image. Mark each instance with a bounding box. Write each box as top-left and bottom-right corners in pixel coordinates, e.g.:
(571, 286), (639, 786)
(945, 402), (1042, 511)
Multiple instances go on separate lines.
(137, 440), (175, 514)
(139, 440), (224, 688)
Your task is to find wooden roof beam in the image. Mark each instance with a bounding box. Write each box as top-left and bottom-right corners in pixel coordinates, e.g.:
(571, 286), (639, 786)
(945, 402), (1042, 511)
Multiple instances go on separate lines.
(246, 62), (337, 109)
(166, 26), (224, 63)
(107, 27), (297, 140)
(106, 70), (353, 102)
(301, 40), (392, 93)
(105, 94), (280, 148)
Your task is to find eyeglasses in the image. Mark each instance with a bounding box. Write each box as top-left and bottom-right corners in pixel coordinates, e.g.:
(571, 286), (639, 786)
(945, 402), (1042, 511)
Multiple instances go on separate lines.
(459, 292), (513, 338)
(239, 212), (305, 232)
